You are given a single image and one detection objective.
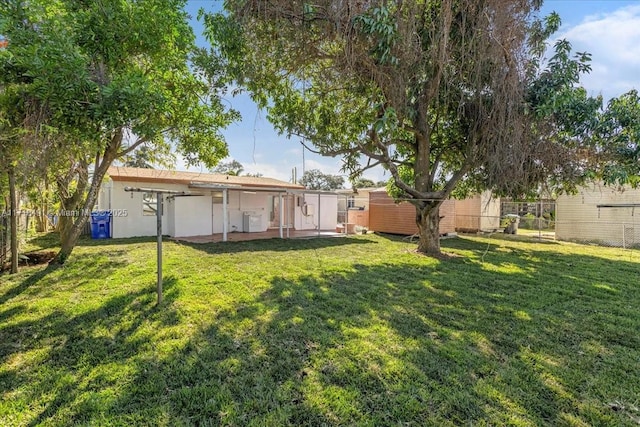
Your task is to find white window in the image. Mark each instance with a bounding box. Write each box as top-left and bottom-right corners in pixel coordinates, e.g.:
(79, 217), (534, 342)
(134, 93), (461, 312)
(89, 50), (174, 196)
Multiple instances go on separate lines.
(212, 191), (225, 204)
(347, 196), (356, 208)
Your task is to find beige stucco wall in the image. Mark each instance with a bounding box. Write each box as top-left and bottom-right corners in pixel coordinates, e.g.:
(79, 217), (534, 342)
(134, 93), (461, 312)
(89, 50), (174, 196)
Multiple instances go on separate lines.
(556, 183), (640, 246)
(336, 188), (377, 213)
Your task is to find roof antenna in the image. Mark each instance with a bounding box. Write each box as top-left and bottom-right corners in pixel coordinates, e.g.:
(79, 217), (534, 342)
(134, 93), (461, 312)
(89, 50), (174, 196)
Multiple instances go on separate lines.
(301, 62), (308, 177)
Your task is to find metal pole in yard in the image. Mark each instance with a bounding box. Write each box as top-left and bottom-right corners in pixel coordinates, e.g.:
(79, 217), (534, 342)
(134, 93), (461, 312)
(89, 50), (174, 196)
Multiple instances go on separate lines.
(287, 194), (290, 239)
(222, 188), (228, 242)
(538, 200), (542, 240)
(157, 192), (163, 305)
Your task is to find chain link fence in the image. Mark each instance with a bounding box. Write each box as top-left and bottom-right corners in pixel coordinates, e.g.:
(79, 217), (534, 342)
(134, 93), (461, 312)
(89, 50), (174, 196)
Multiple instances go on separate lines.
(458, 214), (640, 249)
(554, 220), (640, 249)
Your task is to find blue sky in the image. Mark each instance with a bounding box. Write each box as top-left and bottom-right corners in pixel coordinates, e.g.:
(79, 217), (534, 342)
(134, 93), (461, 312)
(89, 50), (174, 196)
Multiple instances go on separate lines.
(180, 0), (640, 183)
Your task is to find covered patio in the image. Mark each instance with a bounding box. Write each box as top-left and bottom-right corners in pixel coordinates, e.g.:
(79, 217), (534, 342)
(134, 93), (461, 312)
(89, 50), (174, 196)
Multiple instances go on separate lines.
(186, 182), (339, 242)
(171, 229), (345, 244)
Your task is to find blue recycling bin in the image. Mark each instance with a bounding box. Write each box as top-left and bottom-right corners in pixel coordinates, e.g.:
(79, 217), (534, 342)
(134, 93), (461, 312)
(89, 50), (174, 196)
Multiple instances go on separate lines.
(90, 211), (112, 239)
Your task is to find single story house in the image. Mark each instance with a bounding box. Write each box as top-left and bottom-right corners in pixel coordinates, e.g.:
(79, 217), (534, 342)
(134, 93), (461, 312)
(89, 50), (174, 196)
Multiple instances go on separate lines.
(556, 183), (640, 247)
(368, 189), (457, 236)
(99, 167), (338, 240)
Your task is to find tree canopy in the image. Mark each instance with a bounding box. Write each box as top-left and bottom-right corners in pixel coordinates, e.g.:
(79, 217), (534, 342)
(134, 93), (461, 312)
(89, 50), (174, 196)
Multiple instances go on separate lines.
(206, 0), (607, 255)
(211, 159), (245, 175)
(598, 90), (640, 188)
(300, 169), (345, 191)
(0, 0), (237, 263)
(352, 177), (376, 189)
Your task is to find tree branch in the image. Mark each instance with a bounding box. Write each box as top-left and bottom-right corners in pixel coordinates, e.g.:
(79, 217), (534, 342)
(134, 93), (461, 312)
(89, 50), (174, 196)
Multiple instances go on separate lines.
(117, 136), (149, 158)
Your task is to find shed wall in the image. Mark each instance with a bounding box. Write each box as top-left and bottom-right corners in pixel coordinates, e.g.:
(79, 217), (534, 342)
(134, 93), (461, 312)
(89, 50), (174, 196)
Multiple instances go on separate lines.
(368, 191), (456, 235)
(454, 192), (501, 232)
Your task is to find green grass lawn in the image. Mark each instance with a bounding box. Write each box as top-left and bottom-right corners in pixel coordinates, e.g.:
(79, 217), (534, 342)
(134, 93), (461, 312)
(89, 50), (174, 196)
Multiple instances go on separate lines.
(1, 233), (639, 426)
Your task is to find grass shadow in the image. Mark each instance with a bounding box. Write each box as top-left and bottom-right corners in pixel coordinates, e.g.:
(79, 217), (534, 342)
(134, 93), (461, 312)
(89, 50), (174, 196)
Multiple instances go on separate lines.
(0, 274), (183, 426)
(1, 234), (638, 425)
(0, 263), (60, 305)
(175, 234), (375, 255)
(106, 239), (640, 424)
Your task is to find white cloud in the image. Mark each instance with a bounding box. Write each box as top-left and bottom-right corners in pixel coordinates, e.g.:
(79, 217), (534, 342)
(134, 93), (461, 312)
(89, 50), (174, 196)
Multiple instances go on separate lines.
(173, 153), (208, 173)
(243, 162), (293, 182)
(557, 5), (640, 100)
(285, 148), (302, 156)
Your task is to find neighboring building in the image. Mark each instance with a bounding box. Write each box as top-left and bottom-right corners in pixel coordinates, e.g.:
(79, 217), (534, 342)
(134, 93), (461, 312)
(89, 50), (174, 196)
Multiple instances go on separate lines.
(99, 167), (338, 239)
(556, 183), (640, 247)
(368, 189), (456, 236)
(454, 191), (501, 232)
(335, 187), (381, 232)
(336, 187), (379, 212)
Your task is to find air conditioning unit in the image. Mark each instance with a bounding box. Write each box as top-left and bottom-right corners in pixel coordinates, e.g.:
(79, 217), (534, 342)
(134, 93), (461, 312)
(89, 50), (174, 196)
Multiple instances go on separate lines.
(302, 203), (314, 217)
(243, 212), (262, 232)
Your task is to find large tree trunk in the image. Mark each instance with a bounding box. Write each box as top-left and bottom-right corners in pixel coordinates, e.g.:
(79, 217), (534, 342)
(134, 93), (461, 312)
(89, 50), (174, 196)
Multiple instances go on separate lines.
(57, 212), (88, 263)
(415, 203), (441, 255)
(54, 129), (123, 264)
(54, 164), (107, 264)
(8, 167), (18, 274)
(34, 186), (47, 232)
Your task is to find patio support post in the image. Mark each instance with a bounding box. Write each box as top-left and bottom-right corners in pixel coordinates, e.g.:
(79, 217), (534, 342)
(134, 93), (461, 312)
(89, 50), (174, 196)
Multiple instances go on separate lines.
(287, 193), (291, 239)
(222, 188), (228, 242)
(318, 193), (321, 237)
(344, 194), (349, 235)
(156, 192), (163, 305)
(279, 193), (283, 239)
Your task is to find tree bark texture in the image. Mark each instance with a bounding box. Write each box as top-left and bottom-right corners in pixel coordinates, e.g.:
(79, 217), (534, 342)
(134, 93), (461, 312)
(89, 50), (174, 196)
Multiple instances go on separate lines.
(415, 203), (441, 255)
(8, 167), (18, 274)
(54, 130), (123, 264)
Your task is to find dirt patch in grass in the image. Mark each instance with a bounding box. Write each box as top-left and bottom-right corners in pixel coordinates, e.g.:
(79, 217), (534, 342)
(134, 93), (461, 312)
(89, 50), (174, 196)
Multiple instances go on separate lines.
(407, 248), (463, 260)
(2, 251), (57, 271)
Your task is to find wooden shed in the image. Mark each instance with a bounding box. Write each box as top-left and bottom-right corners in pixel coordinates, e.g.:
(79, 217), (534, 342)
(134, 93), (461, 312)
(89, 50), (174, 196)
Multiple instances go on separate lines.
(368, 190), (456, 236)
(454, 191), (501, 232)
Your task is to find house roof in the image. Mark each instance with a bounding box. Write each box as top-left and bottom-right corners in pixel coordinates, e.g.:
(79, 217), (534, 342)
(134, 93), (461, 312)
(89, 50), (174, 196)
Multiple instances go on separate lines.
(335, 187), (385, 194)
(107, 166), (304, 190)
(369, 187), (391, 193)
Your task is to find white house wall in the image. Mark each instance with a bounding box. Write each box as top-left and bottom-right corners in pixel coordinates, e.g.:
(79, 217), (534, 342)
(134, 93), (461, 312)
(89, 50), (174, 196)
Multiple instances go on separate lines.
(103, 181), (182, 238)
(171, 189), (275, 236)
(100, 180), (339, 237)
(171, 195), (212, 238)
(98, 180), (112, 210)
(166, 196), (176, 237)
(295, 194), (338, 230)
(235, 191), (269, 232)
